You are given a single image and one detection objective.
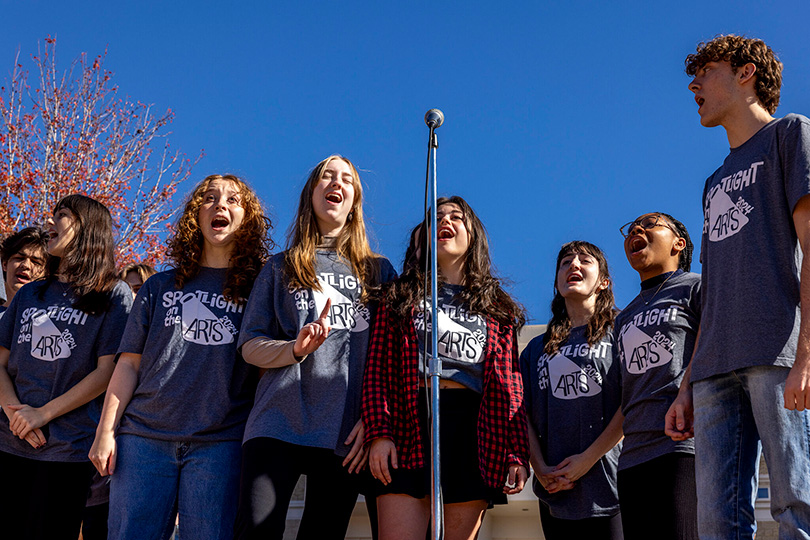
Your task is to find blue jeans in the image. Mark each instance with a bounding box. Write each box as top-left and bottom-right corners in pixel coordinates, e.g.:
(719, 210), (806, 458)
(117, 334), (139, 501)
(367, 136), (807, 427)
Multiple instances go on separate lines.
(109, 434), (242, 540)
(693, 366), (810, 540)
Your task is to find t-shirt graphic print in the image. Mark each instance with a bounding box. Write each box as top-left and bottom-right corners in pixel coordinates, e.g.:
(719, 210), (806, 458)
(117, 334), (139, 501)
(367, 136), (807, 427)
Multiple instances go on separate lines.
(178, 293), (238, 345)
(29, 308), (81, 361)
(618, 320), (674, 375)
(704, 161), (760, 242)
(311, 272), (369, 332)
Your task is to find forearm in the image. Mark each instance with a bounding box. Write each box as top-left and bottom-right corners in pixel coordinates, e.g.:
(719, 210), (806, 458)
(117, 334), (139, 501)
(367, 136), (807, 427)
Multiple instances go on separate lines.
(95, 357), (140, 436)
(39, 355), (115, 424)
(797, 254), (810, 366)
(241, 337), (304, 368)
(527, 422), (549, 472)
(0, 366), (21, 419)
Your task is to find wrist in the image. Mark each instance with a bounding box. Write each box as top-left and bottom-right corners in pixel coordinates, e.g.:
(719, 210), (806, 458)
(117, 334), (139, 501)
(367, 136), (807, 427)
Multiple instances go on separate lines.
(39, 403), (55, 423)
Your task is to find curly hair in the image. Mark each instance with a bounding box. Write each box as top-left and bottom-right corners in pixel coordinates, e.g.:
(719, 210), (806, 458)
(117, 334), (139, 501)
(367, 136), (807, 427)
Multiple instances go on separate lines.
(1, 227), (48, 266)
(384, 196), (526, 328)
(167, 174), (273, 302)
(284, 155), (384, 303)
(685, 34), (782, 115)
(40, 195), (119, 314)
(544, 241), (615, 356)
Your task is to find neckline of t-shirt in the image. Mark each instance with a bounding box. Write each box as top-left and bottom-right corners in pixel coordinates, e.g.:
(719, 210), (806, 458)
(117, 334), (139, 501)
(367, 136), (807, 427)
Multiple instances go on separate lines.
(639, 269), (683, 291)
(728, 117), (779, 153)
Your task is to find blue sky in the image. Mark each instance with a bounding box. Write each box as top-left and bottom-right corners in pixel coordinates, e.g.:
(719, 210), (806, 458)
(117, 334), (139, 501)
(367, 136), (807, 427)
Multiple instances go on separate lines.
(1, 0), (808, 322)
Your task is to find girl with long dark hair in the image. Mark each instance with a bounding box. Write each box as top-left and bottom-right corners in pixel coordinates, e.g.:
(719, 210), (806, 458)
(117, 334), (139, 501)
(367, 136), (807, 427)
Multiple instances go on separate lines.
(615, 213), (699, 539)
(362, 196), (529, 540)
(520, 241), (624, 540)
(233, 155), (396, 539)
(89, 174), (271, 539)
(0, 194), (133, 540)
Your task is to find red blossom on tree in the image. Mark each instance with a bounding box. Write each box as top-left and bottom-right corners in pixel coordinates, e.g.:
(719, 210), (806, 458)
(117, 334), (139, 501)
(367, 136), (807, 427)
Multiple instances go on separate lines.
(0, 37), (202, 267)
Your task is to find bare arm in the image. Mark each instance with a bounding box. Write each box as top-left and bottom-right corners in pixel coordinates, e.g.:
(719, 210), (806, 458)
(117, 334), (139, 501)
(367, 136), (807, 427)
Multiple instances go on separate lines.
(9, 353), (116, 440)
(0, 347), (45, 448)
(549, 407), (624, 483)
(787, 195), (810, 411)
(88, 352), (141, 475)
(527, 422), (572, 493)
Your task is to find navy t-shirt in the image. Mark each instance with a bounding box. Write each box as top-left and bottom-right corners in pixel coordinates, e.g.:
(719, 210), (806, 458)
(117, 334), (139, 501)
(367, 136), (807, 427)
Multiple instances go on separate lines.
(116, 268), (257, 442)
(520, 326), (621, 519)
(0, 280), (132, 461)
(614, 270), (700, 470)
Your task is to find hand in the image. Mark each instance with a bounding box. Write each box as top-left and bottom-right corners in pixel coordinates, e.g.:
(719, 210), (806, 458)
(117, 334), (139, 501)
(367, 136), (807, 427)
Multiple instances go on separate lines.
(503, 464), (528, 494)
(23, 428), (46, 449)
(342, 420), (368, 474)
(369, 438), (398, 485)
(784, 357), (810, 411)
(665, 387), (695, 441)
(549, 452), (595, 484)
(293, 298), (331, 358)
(532, 461), (575, 494)
(7, 404), (49, 440)
(89, 430), (117, 476)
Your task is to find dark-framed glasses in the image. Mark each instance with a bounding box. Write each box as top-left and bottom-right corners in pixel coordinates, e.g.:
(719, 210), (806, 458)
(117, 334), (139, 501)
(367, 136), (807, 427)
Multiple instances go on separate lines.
(619, 214), (676, 238)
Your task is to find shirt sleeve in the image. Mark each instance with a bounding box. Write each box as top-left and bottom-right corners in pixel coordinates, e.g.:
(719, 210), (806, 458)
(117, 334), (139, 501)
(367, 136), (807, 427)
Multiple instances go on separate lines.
(241, 337), (303, 367)
(361, 301), (395, 445)
(780, 116), (810, 212)
(238, 257), (285, 349)
(505, 327), (530, 467)
(0, 289), (21, 351)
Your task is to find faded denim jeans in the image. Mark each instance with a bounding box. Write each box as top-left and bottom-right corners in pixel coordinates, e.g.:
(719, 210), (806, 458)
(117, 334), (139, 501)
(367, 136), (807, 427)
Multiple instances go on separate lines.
(108, 434), (242, 540)
(693, 365), (810, 540)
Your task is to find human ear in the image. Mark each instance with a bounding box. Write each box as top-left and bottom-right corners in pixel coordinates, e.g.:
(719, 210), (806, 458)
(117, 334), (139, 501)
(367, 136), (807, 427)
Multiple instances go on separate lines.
(738, 63), (757, 85)
(672, 236), (686, 255)
(598, 277), (610, 291)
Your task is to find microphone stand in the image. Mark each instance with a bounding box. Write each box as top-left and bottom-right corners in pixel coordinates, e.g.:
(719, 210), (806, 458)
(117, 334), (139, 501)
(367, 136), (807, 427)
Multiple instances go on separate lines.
(423, 113), (443, 540)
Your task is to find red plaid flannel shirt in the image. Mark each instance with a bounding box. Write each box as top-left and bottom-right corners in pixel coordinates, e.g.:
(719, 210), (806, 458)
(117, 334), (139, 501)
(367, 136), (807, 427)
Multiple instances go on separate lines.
(361, 301), (529, 489)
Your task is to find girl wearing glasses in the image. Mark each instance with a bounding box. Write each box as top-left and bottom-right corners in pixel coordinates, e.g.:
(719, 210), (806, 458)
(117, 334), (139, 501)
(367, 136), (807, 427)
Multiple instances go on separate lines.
(362, 196), (529, 540)
(615, 213), (699, 540)
(520, 241), (623, 539)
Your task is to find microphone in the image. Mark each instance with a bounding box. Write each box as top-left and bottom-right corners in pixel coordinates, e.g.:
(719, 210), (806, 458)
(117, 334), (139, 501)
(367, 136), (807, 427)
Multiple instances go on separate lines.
(424, 109), (444, 129)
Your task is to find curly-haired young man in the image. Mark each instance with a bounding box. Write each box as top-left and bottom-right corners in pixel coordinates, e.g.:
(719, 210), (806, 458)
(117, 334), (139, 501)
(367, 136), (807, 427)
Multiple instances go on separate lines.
(665, 34), (810, 539)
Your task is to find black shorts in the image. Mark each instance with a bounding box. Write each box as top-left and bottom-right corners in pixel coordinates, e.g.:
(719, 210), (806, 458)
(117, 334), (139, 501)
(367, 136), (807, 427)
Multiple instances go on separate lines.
(375, 387), (507, 506)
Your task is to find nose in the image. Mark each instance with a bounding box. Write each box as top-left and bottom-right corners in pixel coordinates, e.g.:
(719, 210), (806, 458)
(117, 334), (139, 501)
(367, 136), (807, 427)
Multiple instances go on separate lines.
(569, 256), (582, 270)
(688, 77), (699, 93)
(628, 222), (645, 235)
(45, 216), (54, 227)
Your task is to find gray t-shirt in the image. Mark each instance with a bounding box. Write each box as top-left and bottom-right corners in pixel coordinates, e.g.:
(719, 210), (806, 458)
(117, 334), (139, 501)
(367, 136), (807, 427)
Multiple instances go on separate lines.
(239, 251), (396, 456)
(414, 284), (487, 392)
(614, 270), (700, 470)
(520, 326), (621, 519)
(0, 280), (132, 461)
(116, 268), (256, 442)
(693, 114), (810, 382)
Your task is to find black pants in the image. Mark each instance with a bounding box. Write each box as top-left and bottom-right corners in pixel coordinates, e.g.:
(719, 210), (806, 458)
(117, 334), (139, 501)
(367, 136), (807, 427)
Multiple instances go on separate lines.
(539, 501), (623, 540)
(233, 437), (377, 540)
(618, 452), (698, 540)
(0, 451), (94, 540)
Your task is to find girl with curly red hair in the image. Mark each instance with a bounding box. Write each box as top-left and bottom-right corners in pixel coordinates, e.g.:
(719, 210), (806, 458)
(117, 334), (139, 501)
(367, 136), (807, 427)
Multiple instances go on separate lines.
(89, 174), (272, 540)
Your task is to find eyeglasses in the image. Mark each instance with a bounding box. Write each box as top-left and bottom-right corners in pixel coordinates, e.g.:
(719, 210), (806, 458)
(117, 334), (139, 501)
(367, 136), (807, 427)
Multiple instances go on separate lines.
(619, 214), (676, 238)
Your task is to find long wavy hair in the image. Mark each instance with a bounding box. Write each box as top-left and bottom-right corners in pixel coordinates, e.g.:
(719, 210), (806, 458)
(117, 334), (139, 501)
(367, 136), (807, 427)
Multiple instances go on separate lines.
(167, 174), (273, 302)
(385, 196), (525, 328)
(40, 195), (119, 314)
(544, 240), (615, 355)
(284, 155), (383, 302)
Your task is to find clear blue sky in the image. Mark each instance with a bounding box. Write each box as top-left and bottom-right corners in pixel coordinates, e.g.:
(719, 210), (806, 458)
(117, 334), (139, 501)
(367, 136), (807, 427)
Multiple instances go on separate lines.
(2, 0), (808, 322)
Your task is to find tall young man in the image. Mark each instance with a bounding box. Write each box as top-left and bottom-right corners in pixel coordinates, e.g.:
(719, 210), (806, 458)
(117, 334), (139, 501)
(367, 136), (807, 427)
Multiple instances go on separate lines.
(665, 34), (810, 539)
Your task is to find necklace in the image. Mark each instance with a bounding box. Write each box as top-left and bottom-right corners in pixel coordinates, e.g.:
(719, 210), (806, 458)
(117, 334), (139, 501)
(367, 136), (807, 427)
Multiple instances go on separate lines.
(640, 272), (675, 306)
(55, 279), (71, 298)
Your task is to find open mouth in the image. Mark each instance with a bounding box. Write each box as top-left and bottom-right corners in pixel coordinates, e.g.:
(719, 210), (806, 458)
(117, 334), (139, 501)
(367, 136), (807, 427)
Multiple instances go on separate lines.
(438, 227), (454, 240)
(629, 236), (647, 254)
(211, 216), (230, 231)
(15, 272), (31, 283)
(325, 191), (343, 204)
(567, 273), (583, 284)
(47, 230), (59, 241)
(695, 96), (705, 107)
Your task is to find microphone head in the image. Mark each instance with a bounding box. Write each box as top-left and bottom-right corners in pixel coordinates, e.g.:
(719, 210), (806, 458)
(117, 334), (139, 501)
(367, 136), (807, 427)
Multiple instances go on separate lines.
(425, 109), (444, 129)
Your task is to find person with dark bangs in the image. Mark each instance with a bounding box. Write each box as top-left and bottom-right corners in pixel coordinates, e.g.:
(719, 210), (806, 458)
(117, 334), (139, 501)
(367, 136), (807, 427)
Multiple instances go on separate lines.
(520, 241), (623, 540)
(89, 174), (272, 539)
(0, 194), (133, 540)
(362, 196), (529, 540)
(615, 213), (699, 539)
(233, 155), (396, 540)
(0, 227), (49, 314)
